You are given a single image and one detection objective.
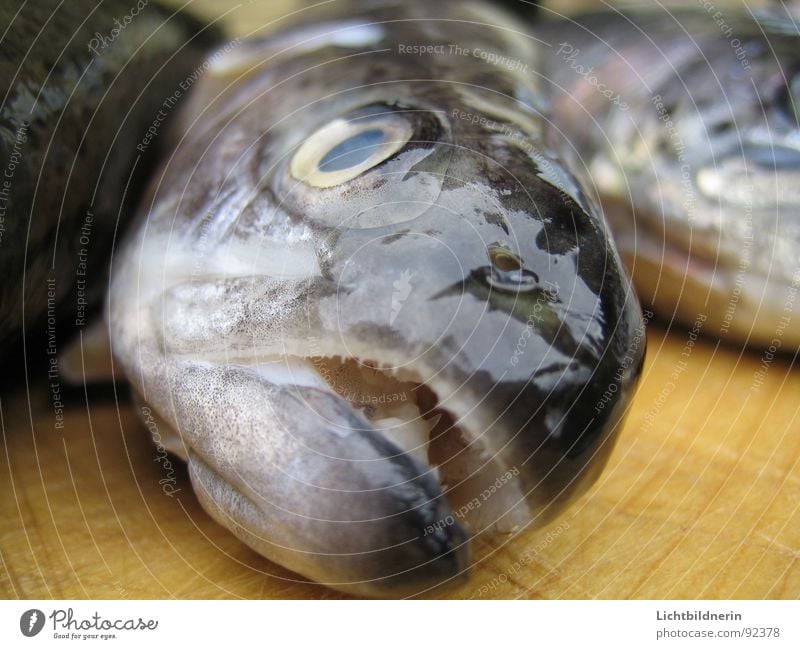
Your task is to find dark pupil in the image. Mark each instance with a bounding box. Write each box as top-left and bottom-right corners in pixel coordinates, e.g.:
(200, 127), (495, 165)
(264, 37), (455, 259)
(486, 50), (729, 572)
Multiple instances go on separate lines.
(318, 129), (385, 172)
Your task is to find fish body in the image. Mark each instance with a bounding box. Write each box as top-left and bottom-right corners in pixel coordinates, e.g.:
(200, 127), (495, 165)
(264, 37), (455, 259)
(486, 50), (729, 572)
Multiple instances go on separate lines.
(537, 7), (800, 348)
(108, 0), (644, 596)
(0, 0), (218, 353)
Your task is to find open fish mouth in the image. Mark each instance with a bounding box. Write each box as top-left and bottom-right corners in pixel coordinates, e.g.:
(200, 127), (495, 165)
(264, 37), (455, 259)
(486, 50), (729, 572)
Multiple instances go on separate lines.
(180, 357), (476, 597)
(256, 352), (530, 534)
(176, 343), (533, 598)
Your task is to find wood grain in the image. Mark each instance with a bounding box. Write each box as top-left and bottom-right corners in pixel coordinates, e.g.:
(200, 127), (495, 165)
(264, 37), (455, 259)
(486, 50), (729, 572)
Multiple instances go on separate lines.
(2, 0), (797, 601)
(2, 323), (798, 599)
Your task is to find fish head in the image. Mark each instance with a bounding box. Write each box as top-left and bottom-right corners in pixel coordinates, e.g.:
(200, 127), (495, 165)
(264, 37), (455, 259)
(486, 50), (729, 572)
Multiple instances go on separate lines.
(564, 12), (800, 346)
(682, 24), (800, 230)
(114, 12), (644, 596)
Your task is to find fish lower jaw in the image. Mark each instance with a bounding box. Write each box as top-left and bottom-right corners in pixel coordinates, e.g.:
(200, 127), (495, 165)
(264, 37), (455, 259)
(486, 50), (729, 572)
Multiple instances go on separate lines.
(254, 353), (531, 536)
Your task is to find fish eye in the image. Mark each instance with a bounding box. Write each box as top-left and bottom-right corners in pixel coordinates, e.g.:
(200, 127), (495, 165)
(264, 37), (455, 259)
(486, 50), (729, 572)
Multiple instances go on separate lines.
(275, 103), (451, 229)
(290, 112), (412, 188)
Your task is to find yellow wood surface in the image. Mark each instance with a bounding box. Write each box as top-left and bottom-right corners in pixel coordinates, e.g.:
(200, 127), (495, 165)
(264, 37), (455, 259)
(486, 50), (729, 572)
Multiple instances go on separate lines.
(2, 0), (797, 601)
(2, 323), (798, 599)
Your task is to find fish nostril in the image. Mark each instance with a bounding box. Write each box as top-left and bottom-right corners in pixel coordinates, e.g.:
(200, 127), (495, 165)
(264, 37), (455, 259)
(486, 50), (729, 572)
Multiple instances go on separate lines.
(484, 243), (539, 292)
(741, 144), (800, 170)
(488, 244), (522, 271)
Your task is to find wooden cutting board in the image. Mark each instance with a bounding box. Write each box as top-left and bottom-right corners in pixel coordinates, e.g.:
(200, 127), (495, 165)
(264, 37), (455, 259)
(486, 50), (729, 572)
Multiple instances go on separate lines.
(2, 323), (798, 599)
